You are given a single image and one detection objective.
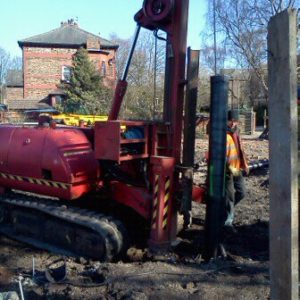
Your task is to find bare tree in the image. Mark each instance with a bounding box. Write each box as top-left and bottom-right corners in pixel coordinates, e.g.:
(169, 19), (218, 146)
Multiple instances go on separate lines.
(0, 46), (23, 101)
(200, 44), (227, 72)
(0, 48), (11, 102)
(9, 56), (22, 71)
(110, 30), (166, 119)
(109, 33), (131, 80)
(198, 71), (212, 110)
(0, 47), (10, 86)
(203, 0), (298, 94)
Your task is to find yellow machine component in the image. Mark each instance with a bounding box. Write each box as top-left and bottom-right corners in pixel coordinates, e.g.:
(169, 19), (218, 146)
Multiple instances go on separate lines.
(52, 113), (108, 126)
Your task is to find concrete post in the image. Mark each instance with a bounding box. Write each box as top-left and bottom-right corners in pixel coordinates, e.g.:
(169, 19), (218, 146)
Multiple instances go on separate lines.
(268, 9), (298, 300)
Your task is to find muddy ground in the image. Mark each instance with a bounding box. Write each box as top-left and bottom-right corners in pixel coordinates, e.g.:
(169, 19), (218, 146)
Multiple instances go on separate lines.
(0, 135), (270, 299)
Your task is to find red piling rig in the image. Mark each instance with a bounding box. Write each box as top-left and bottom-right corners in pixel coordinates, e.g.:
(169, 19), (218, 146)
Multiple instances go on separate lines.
(98, 0), (192, 250)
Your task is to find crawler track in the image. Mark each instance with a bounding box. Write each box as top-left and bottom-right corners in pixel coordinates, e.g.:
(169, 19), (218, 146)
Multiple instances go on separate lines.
(0, 193), (128, 261)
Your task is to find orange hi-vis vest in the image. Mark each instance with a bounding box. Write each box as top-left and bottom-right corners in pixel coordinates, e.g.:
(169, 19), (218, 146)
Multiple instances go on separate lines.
(226, 131), (248, 171)
(226, 133), (241, 170)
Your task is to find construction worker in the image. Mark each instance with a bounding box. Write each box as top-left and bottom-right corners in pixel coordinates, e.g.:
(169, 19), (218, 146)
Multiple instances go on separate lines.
(224, 109), (249, 230)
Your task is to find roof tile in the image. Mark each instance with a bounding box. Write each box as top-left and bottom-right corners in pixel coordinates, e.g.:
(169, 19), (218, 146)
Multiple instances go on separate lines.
(7, 99), (51, 110)
(6, 70), (23, 87)
(18, 22), (118, 49)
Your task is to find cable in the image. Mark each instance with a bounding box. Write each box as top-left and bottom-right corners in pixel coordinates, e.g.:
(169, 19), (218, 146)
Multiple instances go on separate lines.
(27, 265), (232, 288)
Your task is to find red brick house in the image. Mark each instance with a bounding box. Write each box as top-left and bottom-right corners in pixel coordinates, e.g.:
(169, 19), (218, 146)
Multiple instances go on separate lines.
(6, 19), (118, 110)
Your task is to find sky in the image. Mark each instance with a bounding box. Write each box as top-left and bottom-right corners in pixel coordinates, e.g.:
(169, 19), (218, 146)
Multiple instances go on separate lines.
(0, 0), (207, 57)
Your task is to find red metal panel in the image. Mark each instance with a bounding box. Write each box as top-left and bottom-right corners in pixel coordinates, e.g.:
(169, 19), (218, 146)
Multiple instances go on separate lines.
(0, 126), (17, 174)
(192, 185), (206, 203)
(0, 125), (99, 200)
(149, 156), (176, 248)
(94, 121), (121, 161)
(151, 123), (172, 157)
(0, 177), (70, 199)
(110, 181), (152, 219)
(7, 126), (45, 178)
(94, 120), (150, 163)
(43, 128), (99, 184)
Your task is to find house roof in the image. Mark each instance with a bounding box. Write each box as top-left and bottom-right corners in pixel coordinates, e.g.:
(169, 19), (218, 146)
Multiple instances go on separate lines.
(18, 20), (118, 50)
(49, 88), (65, 95)
(6, 70), (23, 87)
(6, 99), (52, 110)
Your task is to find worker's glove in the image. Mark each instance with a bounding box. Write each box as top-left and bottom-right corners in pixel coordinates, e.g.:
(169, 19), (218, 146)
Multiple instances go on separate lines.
(183, 210), (192, 229)
(228, 166), (241, 177)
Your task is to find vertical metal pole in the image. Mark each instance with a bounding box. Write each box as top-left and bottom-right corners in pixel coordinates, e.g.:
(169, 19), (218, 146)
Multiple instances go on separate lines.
(162, 0), (189, 162)
(153, 34), (157, 119)
(163, 40), (173, 123)
(181, 48), (200, 224)
(203, 75), (228, 261)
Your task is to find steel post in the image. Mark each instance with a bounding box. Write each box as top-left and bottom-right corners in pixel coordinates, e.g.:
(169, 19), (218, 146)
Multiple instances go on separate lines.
(181, 48), (200, 225)
(203, 75), (228, 260)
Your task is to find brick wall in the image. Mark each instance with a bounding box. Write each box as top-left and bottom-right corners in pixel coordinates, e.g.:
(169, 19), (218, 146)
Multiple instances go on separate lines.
(23, 47), (75, 99)
(6, 87), (24, 101)
(23, 46), (117, 100)
(87, 38), (101, 50)
(88, 50), (117, 89)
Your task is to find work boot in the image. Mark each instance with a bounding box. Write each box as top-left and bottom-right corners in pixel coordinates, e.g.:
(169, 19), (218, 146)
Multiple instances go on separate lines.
(223, 224), (238, 234)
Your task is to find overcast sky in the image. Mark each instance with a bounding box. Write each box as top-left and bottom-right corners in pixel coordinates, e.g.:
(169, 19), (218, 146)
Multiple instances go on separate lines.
(1, 0), (207, 57)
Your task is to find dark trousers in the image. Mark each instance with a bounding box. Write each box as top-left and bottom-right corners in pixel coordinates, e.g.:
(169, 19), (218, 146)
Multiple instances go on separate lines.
(224, 173), (246, 226)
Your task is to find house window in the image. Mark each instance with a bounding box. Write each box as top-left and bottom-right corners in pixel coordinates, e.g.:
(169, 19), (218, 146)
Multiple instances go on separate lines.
(49, 94), (65, 107)
(62, 66), (72, 82)
(100, 61), (106, 76)
(108, 59), (114, 76)
(93, 60), (100, 72)
(55, 95), (65, 106)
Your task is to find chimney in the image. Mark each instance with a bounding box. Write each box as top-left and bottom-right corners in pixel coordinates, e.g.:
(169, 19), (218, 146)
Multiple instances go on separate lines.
(87, 37), (101, 50)
(61, 19), (78, 27)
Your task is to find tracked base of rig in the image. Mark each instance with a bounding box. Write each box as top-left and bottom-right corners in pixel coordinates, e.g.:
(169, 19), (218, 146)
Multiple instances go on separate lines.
(0, 193), (128, 261)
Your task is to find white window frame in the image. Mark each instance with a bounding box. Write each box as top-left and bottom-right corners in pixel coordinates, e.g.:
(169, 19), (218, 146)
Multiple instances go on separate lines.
(62, 66), (72, 82)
